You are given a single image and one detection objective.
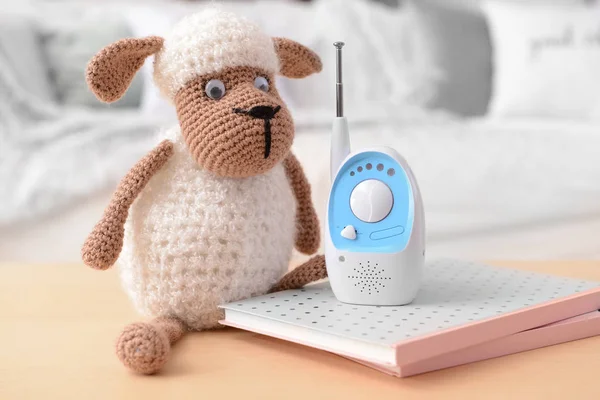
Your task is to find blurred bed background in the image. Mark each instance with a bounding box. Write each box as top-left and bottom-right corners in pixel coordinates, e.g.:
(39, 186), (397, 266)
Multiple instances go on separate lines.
(1, 0), (599, 264)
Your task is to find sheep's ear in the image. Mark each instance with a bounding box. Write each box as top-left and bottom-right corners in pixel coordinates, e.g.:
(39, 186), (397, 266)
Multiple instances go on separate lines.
(86, 36), (164, 103)
(273, 37), (322, 79)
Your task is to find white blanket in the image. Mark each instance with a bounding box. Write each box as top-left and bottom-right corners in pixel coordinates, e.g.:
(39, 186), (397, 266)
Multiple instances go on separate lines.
(0, 45), (165, 227)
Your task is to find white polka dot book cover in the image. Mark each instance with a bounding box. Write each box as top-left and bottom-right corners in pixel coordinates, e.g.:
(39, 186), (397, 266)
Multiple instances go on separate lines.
(219, 259), (600, 377)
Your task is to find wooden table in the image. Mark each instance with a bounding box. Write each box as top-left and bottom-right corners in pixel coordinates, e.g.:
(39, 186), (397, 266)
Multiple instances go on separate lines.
(2, 261), (600, 400)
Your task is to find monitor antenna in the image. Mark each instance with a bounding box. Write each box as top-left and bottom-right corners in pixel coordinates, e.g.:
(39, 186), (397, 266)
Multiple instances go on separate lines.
(330, 41), (351, 181)
(334, 41), (344, 117)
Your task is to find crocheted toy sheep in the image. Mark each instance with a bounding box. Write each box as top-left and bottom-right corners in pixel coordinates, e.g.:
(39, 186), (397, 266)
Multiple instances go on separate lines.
(81, 7), (327, 375)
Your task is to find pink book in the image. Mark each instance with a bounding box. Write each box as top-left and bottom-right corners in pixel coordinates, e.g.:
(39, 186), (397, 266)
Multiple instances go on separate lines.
(350, 310), (600, 377)
(219, 259), (600, 376)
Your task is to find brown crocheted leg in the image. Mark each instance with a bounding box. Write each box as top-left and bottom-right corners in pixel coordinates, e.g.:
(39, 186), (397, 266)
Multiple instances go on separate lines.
(115, 316), (186, 375)
(269, 255), (327, 293)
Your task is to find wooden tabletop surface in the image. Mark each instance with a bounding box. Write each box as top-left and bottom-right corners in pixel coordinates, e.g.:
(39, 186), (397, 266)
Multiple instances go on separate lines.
(1, 260), (600, 400)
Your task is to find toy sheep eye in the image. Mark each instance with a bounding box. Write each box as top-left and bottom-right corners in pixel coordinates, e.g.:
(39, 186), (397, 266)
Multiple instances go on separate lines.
(205, 79), (225, 100)
(254, 76), (269, 92)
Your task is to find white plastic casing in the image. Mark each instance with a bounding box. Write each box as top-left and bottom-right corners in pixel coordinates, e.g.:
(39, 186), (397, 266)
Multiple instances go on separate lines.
(325, 146), (426, 306)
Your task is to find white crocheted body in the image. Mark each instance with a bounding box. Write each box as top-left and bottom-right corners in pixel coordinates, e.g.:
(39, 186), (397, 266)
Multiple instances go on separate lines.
(117, 127), (296, 330)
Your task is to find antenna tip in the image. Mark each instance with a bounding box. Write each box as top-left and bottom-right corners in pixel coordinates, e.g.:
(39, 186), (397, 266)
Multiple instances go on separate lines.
(333, 41), (345, 49)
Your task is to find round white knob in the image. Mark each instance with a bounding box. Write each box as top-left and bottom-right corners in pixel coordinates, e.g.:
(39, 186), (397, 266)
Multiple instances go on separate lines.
(350, 179), (393, 223)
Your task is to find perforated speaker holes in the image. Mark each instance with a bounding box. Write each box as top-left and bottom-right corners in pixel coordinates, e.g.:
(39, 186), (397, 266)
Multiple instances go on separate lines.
(348, 261), (391, 295)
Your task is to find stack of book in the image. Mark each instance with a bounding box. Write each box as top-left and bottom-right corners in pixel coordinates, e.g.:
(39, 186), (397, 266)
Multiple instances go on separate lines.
(220, 259), (600, 377)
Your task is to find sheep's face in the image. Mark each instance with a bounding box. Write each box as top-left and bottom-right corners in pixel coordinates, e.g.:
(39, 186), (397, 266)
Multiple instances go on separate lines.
(85, 33), (321, 178)
(174, 67), (294, 178)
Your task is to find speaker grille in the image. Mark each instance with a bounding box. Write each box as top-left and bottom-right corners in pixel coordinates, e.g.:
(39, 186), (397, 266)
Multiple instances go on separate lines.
(347, 261), (391, 295)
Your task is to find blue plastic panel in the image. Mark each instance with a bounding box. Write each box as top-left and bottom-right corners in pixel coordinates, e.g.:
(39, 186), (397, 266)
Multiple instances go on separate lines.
(328, 151), (414, 253)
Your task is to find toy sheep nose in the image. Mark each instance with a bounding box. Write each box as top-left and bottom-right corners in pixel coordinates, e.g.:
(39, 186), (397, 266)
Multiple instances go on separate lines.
(232, 105), (282, 159)
(247, 105), (281, 120)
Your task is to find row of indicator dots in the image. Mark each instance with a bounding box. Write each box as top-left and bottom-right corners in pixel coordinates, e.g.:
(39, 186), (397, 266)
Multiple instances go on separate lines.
(350, 163), (395, 177)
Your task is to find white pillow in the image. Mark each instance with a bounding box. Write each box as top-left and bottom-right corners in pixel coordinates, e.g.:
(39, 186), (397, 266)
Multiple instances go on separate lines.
(483, 1), (600, 119)
(272, 0), (434, 123)
(0, 13), (54, 102)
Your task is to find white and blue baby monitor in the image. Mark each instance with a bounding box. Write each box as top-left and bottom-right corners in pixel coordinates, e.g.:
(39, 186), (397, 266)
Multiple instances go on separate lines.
(325, 42), (425, 306)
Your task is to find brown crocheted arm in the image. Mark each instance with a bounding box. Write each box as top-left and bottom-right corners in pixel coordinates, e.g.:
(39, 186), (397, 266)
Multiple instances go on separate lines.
(81, 140), (174, 270)
(269, 255), (327, 293)
(283, 152), (320, 254)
